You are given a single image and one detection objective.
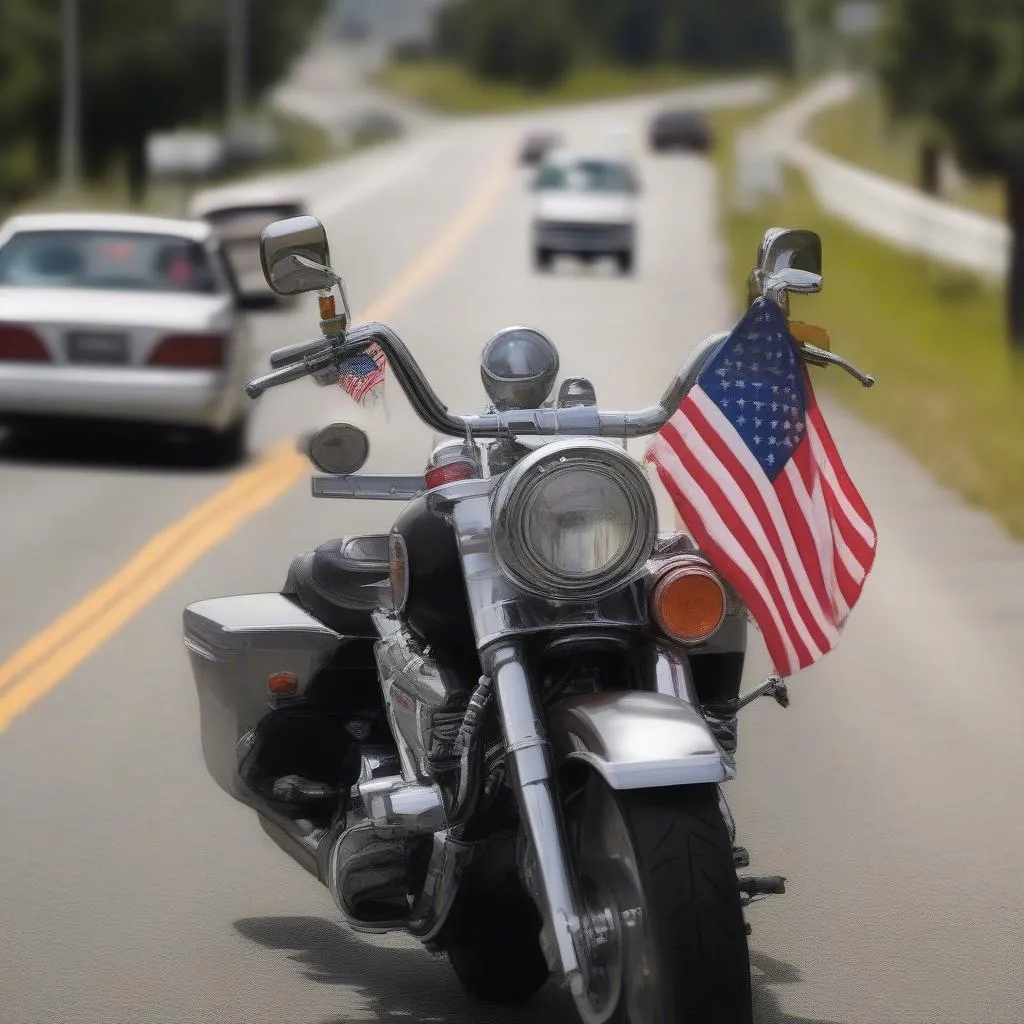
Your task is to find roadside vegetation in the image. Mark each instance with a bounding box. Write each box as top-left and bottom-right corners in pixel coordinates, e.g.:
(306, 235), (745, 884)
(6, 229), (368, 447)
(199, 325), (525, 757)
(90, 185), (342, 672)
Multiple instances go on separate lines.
(0, 0), (328, 215)
(376, 60), (711, 114)
(708, 99), (1024, 538)
(809, 87), (1004, 220)
(378, 0), (788, 114)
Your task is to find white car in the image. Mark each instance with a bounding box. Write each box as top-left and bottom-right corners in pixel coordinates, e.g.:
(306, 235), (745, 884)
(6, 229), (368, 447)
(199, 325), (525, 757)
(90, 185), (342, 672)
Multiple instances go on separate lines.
(0, 212), (254, 463)
(531, 152), (640, 275)
(188, 186), (307, 304)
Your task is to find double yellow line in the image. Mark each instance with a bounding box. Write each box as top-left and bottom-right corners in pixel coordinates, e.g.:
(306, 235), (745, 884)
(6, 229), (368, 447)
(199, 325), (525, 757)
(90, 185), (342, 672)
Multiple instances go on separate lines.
(0, 148), (512, 735)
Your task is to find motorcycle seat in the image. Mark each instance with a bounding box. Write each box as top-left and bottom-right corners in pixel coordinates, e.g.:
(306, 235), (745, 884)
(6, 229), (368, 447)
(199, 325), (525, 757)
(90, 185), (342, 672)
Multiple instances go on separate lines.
(283, 535), (390, 637)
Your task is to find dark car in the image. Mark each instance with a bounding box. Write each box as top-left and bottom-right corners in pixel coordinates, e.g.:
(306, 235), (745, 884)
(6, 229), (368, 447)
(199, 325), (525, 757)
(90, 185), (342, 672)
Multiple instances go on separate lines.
(519, 131), (562, 167)
(649, 110), (713, 153)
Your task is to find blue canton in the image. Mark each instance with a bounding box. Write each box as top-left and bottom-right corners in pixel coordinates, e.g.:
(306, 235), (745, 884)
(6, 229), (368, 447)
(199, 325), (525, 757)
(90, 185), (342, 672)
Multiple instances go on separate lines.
(339, 353), (380, 380)
(696, 298), (808, 482)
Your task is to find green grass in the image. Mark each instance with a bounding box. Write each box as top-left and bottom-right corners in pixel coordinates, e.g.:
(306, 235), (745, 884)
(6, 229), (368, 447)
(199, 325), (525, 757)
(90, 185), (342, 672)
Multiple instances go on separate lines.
(809, 86), (1005, 220)
(710, 99), (1024, 538)
(374, 59), (711, 114)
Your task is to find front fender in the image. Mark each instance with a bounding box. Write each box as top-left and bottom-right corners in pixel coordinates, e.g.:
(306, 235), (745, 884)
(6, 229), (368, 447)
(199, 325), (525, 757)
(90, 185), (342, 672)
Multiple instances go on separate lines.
(547, 691), (735, 790)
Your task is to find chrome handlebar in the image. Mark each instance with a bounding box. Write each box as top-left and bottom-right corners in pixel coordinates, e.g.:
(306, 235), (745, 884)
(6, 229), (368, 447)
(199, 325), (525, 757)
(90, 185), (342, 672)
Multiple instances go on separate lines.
(246, 322), (874, 439)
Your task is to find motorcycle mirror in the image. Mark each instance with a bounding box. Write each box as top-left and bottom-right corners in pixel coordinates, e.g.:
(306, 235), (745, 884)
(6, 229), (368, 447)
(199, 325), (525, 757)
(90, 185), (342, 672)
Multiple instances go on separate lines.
(749, 228), (823, 312)
(756, 227), (821, 279)
(300, 422), (371, 475)
(260, 215), (335, 295)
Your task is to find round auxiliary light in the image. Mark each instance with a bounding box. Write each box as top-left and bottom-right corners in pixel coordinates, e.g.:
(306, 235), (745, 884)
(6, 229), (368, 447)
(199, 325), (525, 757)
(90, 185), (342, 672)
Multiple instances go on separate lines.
(480, 326), (560, 411)
(491, 439), (657, 601)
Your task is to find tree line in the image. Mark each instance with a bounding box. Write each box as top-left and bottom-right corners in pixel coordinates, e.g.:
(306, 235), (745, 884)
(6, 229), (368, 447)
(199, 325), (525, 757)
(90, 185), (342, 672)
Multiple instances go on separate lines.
(0, 0), (326, 206)
(879, 0), (1024, 350)
(433, 0), (793, 89)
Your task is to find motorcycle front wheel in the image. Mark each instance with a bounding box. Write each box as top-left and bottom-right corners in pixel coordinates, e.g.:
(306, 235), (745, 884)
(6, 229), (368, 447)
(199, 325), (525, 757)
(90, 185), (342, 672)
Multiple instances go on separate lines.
(565, 774), (752, 1024)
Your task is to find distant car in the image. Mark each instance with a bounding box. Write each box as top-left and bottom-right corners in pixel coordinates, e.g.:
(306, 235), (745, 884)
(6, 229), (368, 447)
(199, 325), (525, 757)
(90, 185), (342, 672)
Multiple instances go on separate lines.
(531, 152), (640, 275)
(519, 131), (562, 167)
(0, 212), (253, 463)
(189, 188), (308, 304)
(649, 110), (713, 153)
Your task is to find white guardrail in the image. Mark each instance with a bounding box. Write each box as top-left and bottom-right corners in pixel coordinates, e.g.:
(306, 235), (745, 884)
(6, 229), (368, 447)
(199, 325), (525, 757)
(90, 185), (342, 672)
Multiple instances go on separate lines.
(740, 74), (1010, 280)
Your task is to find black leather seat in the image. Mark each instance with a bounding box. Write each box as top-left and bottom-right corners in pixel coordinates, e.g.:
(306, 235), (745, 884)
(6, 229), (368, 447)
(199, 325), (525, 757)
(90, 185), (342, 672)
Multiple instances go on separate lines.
(282, 535), (390, 637)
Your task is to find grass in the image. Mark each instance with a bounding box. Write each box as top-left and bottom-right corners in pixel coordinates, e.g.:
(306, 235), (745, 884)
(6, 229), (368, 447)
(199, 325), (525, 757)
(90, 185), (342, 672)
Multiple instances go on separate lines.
(808, 85), (1005, 220)
(374, 59), (711, 114)
(709, 98), (1024, 538)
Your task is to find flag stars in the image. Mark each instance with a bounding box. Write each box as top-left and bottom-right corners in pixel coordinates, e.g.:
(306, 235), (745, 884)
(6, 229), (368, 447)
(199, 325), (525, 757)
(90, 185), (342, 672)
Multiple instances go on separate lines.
(736, 398), (746, 408)
(766, 453), (776, 466)
(752, 434), (762, 445)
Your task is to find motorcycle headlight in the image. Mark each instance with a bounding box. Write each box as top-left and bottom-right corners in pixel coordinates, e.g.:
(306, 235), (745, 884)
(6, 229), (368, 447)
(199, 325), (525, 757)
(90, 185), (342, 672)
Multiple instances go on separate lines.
(491, 440), (657, 600)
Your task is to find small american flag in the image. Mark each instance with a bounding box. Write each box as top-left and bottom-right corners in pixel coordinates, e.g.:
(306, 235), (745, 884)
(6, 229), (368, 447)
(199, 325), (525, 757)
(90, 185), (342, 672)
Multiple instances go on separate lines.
(647, 297), (878, 677)
(338, 342), (386, 404)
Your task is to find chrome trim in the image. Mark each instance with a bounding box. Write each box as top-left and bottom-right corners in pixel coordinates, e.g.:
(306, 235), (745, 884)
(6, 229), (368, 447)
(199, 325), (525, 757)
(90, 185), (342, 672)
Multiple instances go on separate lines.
(312, 474), (426, 500)
(358, 775), (447, 835)
(652, 645), (698, 702)
(249, 322), (729, 437)
(488, 644), (585, 994)
(547, 691), (735, 790)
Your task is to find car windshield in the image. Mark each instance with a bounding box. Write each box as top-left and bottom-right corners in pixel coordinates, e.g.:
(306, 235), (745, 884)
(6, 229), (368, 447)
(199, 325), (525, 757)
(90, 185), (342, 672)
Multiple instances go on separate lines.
(536, 160), (634, 194)
(0, 230), (220, 294)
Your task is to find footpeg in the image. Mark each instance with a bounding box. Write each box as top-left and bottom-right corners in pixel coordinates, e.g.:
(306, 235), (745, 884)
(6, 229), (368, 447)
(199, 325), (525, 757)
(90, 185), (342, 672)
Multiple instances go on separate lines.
(738, 875), (786, 896)
(732, 845), (750, 869)
(271, 775), (341, 805)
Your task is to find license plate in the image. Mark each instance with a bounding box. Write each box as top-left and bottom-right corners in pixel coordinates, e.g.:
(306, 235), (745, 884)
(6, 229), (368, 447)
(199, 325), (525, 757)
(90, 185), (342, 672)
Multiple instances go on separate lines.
(66, 331), (129, 365)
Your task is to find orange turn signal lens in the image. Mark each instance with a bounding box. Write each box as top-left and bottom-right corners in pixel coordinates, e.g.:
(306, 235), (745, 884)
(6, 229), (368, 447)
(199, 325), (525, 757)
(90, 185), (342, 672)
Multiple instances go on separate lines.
(267, 671), (299, 697)
(318, 293), (337, 320)
(650, 559), (727, 645)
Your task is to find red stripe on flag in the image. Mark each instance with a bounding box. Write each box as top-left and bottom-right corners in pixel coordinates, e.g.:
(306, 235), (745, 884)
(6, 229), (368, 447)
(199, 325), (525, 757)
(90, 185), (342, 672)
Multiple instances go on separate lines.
(667, 410), (830, 658)
(649, 456), (795, 675)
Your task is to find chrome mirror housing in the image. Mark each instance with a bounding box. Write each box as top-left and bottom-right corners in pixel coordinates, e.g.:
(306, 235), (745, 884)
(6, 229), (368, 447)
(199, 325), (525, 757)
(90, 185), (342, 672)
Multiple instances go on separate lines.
(747, 227), (822, 314)
(260, 215), (335, 295)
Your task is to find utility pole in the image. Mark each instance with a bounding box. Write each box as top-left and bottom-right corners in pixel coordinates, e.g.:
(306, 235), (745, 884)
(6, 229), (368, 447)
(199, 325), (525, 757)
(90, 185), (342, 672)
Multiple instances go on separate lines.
(60, 0), (80, 192)
(226, 0), (249, 130)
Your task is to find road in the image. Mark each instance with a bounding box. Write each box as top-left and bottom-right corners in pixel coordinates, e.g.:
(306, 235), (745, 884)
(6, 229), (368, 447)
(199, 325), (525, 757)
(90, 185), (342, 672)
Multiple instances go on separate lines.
(1, 84), (1022, 1024)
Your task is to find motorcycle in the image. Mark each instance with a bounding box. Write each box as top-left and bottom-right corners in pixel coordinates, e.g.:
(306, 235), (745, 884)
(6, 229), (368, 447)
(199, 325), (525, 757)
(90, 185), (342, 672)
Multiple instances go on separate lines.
(183, 215), (875, 1023)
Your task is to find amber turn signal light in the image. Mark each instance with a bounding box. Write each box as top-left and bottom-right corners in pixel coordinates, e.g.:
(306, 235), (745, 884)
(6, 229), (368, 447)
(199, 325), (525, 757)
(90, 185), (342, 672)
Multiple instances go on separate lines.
(650, 558), (727, 645)
(267, 671), (299, 697)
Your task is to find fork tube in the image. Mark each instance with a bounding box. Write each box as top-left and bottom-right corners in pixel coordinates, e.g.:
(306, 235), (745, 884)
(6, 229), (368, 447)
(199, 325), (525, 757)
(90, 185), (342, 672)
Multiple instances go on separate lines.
(488, 644), (584, 994)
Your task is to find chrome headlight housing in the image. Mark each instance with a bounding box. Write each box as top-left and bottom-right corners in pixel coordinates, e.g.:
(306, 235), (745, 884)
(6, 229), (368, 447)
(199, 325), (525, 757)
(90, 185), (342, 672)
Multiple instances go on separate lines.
(490, 440), (657, 601)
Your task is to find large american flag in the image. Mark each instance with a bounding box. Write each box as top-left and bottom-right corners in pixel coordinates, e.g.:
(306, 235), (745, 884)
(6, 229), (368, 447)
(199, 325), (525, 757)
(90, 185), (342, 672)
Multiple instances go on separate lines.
(647, 297), (878, 677)
(338, 342), (386, 404)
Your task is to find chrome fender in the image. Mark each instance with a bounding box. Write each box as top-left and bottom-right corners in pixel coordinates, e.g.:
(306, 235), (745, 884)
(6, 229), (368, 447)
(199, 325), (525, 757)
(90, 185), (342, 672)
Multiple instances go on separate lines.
(547, 691), (735, 790)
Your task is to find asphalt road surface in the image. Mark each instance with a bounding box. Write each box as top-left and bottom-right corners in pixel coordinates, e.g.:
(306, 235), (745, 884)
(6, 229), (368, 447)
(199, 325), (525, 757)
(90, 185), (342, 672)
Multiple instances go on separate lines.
(1, 84), (1022, 1024)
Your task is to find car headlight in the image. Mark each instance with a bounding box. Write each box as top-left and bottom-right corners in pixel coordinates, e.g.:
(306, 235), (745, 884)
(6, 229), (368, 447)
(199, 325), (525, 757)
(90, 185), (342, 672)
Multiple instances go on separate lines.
(491, 440), (657, 600)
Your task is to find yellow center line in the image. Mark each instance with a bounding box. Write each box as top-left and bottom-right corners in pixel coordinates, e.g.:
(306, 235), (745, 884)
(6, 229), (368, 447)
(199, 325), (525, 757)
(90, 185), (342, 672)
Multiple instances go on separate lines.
(0, 147), (513, 735)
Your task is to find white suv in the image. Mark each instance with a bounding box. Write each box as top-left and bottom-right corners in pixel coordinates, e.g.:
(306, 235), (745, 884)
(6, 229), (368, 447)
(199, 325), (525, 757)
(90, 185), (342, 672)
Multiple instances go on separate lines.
(531, 152), (640, 275)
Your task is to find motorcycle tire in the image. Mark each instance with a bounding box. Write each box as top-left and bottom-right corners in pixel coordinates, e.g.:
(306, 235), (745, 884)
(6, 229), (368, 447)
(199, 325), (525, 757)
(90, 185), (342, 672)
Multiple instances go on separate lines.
(445, 889), (550, 1005)
(566, 774), (752, 1024)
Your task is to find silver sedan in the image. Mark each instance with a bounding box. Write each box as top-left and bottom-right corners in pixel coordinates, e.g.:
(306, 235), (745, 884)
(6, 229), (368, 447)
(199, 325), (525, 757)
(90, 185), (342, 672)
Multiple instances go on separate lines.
(0, 212), (254, 463)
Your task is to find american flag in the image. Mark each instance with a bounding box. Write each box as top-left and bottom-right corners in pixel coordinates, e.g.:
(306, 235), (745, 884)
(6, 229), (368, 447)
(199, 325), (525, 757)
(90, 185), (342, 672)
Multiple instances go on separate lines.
(646, 297), (878, 677)
(338, 342), (386, 404)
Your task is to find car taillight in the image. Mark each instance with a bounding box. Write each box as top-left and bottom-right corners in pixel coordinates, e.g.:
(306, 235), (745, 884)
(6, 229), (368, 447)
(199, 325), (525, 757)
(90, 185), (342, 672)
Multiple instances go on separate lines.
(147, 333), (226, 368)
(0, 324), (50, 362)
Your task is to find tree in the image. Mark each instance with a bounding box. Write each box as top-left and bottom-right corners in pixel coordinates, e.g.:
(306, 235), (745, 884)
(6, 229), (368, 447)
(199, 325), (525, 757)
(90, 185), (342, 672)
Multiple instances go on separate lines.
(0, 0), (325, 206)
(879, 0), (1024, 350)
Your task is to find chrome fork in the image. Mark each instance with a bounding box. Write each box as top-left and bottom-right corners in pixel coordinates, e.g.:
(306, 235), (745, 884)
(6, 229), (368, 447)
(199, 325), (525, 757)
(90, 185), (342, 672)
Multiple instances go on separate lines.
(487, 643), (586, 996)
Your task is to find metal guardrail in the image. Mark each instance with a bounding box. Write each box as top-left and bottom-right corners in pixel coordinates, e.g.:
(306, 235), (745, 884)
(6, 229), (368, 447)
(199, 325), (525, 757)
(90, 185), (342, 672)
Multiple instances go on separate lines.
(751, 74), (1009, 280)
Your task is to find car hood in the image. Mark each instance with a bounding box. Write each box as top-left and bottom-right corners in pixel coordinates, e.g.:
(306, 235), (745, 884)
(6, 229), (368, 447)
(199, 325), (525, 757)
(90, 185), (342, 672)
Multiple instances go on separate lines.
(536, 192), (634, 225)
(0, 288), (234, 331)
